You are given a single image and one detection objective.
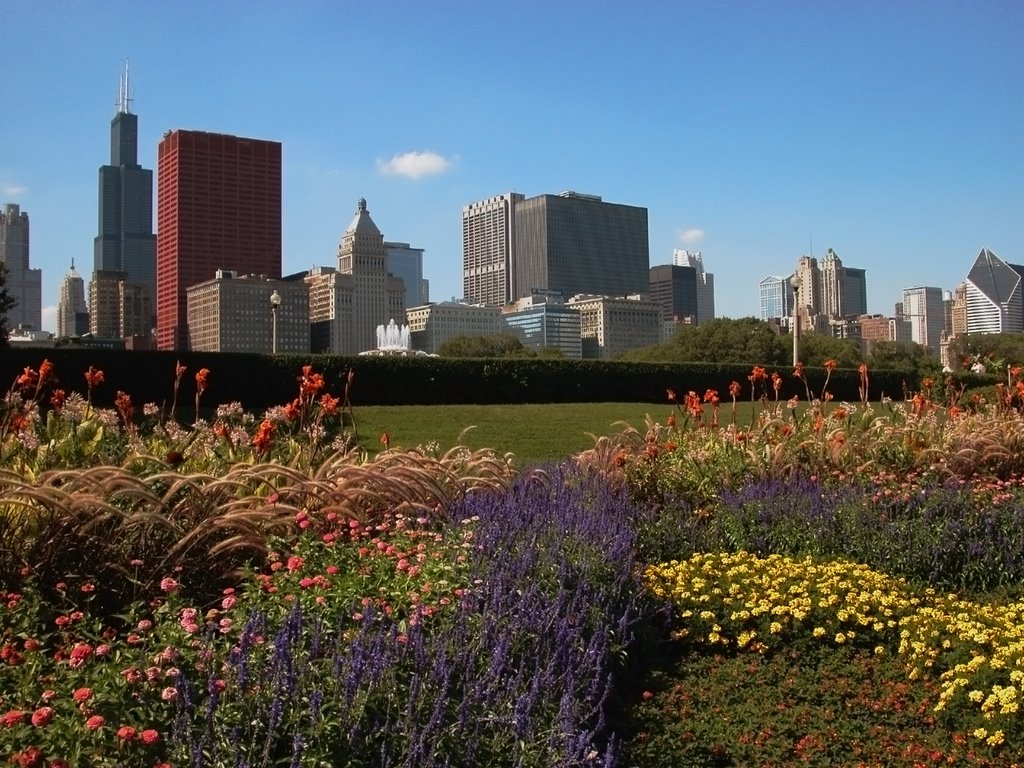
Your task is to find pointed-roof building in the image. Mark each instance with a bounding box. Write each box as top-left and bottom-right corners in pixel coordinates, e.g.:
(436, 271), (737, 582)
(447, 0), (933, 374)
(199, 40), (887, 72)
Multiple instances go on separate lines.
(965, 247), (1024, 335)
(306, 199), (406, 355)
(58, 259), (90, 337)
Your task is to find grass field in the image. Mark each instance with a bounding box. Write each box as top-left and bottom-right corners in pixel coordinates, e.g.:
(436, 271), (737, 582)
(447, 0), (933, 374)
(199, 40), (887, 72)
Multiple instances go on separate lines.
(350, 402), (676, 463)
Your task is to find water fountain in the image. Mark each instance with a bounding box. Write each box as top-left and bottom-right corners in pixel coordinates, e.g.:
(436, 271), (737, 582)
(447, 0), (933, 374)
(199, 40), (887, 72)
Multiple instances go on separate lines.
(360, 319), (430, 356)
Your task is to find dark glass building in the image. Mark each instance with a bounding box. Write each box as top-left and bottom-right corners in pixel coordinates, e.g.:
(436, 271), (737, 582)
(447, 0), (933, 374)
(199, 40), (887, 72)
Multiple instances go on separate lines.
(93, 65), (156, 324)
(462, 190), (649, 306)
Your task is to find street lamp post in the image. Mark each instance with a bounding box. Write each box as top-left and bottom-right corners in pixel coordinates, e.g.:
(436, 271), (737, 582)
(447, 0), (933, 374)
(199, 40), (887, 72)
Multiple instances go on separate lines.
(270, 289), (282, 354)
(791, 276), (802, 367)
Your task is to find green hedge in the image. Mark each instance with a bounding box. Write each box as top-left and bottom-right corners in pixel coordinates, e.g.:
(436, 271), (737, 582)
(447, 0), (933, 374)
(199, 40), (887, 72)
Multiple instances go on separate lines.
(0, 348), (962, 411)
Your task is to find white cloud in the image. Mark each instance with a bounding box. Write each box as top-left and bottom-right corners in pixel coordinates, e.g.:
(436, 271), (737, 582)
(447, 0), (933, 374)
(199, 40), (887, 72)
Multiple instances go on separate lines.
(678, 228), (705, 245)
(3, 184), (27, 197)
(41, 305), (58, 334)
(378, 151), (452, 180)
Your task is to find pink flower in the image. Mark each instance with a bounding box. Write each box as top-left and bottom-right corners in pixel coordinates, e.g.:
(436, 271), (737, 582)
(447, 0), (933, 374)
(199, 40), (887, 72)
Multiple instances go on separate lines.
(85, 715), (105, 730)
(94, 644), (111, 656)
(117, 725), (138, 741)
(159, 576), (179, 593)
(160, 687), (177, 702)
(326, 565), (339, 575)
(49, 760), (70, 768)
(136, 619), (153, 631)
(140, 728), (160, 746)
(286, 556), (304, 572)
(72, 687), (92, 703)
(31, 706), (54, 727)
(221, 595), (237, 610)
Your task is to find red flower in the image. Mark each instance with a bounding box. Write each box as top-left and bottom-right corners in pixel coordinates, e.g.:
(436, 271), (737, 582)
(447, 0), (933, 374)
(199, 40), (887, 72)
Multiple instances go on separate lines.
(823, 359), (837, 372)
(140, 728), (160, 746)
(252, 419), (275, 454)
(380, 430), (391, 449)
(1, 709), (26, 728)
(85, 714), (105, 730)
(117, 725), (138, 741)
(666, 388), (677, 402)
(15, 366), (39, 391)
(72, 687), (92, 703)
(30, 706), (54, 727)
(318, 393), (339, 415)
(49, 388), (66, 411)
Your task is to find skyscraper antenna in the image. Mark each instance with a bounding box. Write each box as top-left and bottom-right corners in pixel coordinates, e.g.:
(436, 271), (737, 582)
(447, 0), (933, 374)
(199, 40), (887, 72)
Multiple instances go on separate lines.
(117, 59), (133, 114)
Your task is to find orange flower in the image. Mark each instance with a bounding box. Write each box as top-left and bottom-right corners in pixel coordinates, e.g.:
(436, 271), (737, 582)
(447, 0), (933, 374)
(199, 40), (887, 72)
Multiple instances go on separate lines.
(115, 391), (133, 425)
(318, 393), (339, 415)
(84, 366), (105, 389)
(15, 366), (38, 391)
(49, 389), (66, 411)
(666, 388), (677, 402)
(666, 413), (677, 428)
(37, 359), (55, 388)
(704, 389), (720, 405)
(379, 430), (391, 450)
(195, 368), (210, 396)
(748, 366), (767, 383)
(793, 361), (805, 378)
(284, 398), (302, 421)
(252, 419), (275, 454)
(771, 372), (782, 392)
(728, 381), (742, 399)
(823, 359), (837, 372)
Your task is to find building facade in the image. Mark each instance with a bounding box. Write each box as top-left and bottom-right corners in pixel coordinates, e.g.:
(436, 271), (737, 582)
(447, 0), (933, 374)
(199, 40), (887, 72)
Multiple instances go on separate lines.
(156, 130), (282, 350)
(336, 199), (406, 354)
(899, 286), (945, 354)
(462, 193), (523, 307)
(566, 294), (661, 359)
(0, 203), (42, 331)
(58, 259), (90, 338)
(92, 64), (156, 336)
(501, 292), (583, 358)
(186, 271), (308, 353)
(759, 274), (793, 321)
(406, 301), (502, 354)
(964, 248), (1024, 335)
(650, 252), (715, 326)
(385, 241), (429, 308)
(462, 190), (649, 306)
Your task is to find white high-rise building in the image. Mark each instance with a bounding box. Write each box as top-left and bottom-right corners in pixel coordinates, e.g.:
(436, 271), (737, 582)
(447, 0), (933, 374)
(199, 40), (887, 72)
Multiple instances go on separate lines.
(964, 248), (1024, 335)
(671, 250), (715, 323)
(900, 286), (945, 354)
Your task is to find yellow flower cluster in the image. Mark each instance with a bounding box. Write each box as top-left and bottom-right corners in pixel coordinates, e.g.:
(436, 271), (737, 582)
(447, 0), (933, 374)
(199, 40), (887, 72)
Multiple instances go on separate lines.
(644, 551), (1024, 743)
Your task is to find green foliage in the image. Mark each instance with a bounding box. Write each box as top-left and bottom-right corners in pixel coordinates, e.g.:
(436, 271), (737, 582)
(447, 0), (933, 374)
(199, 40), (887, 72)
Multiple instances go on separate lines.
(867, 339), (941, 374)
(795, 331), (862, 368)
(436, 332), (535, 358)
(0, 261), (16, 347)
(622, 317), (790, 365)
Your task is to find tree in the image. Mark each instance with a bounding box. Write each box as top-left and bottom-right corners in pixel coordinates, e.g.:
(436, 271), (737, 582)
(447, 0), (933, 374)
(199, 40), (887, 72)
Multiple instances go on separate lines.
(866, 340), (939, 374)
(620, 317), (790, 364)
(0, 261), (16, 348)
(795, 332), (862, 368)
(436, 333), (536, 358)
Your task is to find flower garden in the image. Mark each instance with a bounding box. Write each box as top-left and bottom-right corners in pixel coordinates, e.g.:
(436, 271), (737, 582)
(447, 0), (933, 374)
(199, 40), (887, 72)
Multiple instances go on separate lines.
(2, 358), (1024, 766)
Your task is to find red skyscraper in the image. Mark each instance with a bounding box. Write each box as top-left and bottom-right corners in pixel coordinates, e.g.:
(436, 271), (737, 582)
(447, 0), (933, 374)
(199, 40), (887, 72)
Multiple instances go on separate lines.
(156, 130), (282, 350)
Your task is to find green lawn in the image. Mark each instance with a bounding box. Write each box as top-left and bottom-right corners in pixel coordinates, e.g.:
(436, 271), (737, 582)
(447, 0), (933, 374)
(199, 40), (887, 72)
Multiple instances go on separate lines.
(350, 402), (676, 463)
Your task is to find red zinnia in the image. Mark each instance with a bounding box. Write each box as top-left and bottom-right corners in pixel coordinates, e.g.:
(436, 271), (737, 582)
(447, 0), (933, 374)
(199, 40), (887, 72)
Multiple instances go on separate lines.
(117, 725), (138, 741)
(30, 706), (54, 727)
(140, 728), (160, 745)
(85, 715), (105, 730)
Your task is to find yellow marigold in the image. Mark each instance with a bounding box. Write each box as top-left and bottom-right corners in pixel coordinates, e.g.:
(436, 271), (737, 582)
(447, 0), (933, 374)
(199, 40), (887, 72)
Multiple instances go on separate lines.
(987, 730), (1005, 746)
(813, 627), (826, 638)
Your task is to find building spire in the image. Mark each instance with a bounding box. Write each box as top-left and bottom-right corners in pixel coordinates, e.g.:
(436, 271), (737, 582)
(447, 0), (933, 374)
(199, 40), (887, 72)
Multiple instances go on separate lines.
(117, 59), (133, 114)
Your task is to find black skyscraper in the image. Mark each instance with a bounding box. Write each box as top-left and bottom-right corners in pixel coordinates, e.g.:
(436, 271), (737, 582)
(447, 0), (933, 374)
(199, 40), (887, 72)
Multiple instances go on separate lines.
(93, 62), (156, 323)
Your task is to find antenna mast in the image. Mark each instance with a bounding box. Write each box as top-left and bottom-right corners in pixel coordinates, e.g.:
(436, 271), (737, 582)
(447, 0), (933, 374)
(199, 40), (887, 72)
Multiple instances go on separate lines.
(117, 59), (133, 114)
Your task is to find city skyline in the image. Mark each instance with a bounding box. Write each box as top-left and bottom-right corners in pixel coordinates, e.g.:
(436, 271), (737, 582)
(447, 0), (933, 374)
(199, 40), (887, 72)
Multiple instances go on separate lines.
(2, 1), (1021, 332)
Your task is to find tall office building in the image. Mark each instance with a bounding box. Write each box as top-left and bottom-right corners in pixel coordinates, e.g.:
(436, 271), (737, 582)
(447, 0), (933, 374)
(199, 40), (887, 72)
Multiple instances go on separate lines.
(899, 286), (945, 354)
(385, 241), (429, 308)
(793, 249), (866, 320)
(156, 130), (282, 350)
(668, 249), (715, 323)
(92, 63), (156, 336)
(462, 190), (649, 306)
(462, 193), (523, 306)
(58, 259), (90, 337)
(0, 203), (42, 330)
(964, 248), (1024, 335)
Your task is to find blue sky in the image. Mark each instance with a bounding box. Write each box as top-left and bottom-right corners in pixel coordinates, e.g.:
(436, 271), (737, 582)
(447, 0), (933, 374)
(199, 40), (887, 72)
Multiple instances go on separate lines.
(3, 1), (1021, 332)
